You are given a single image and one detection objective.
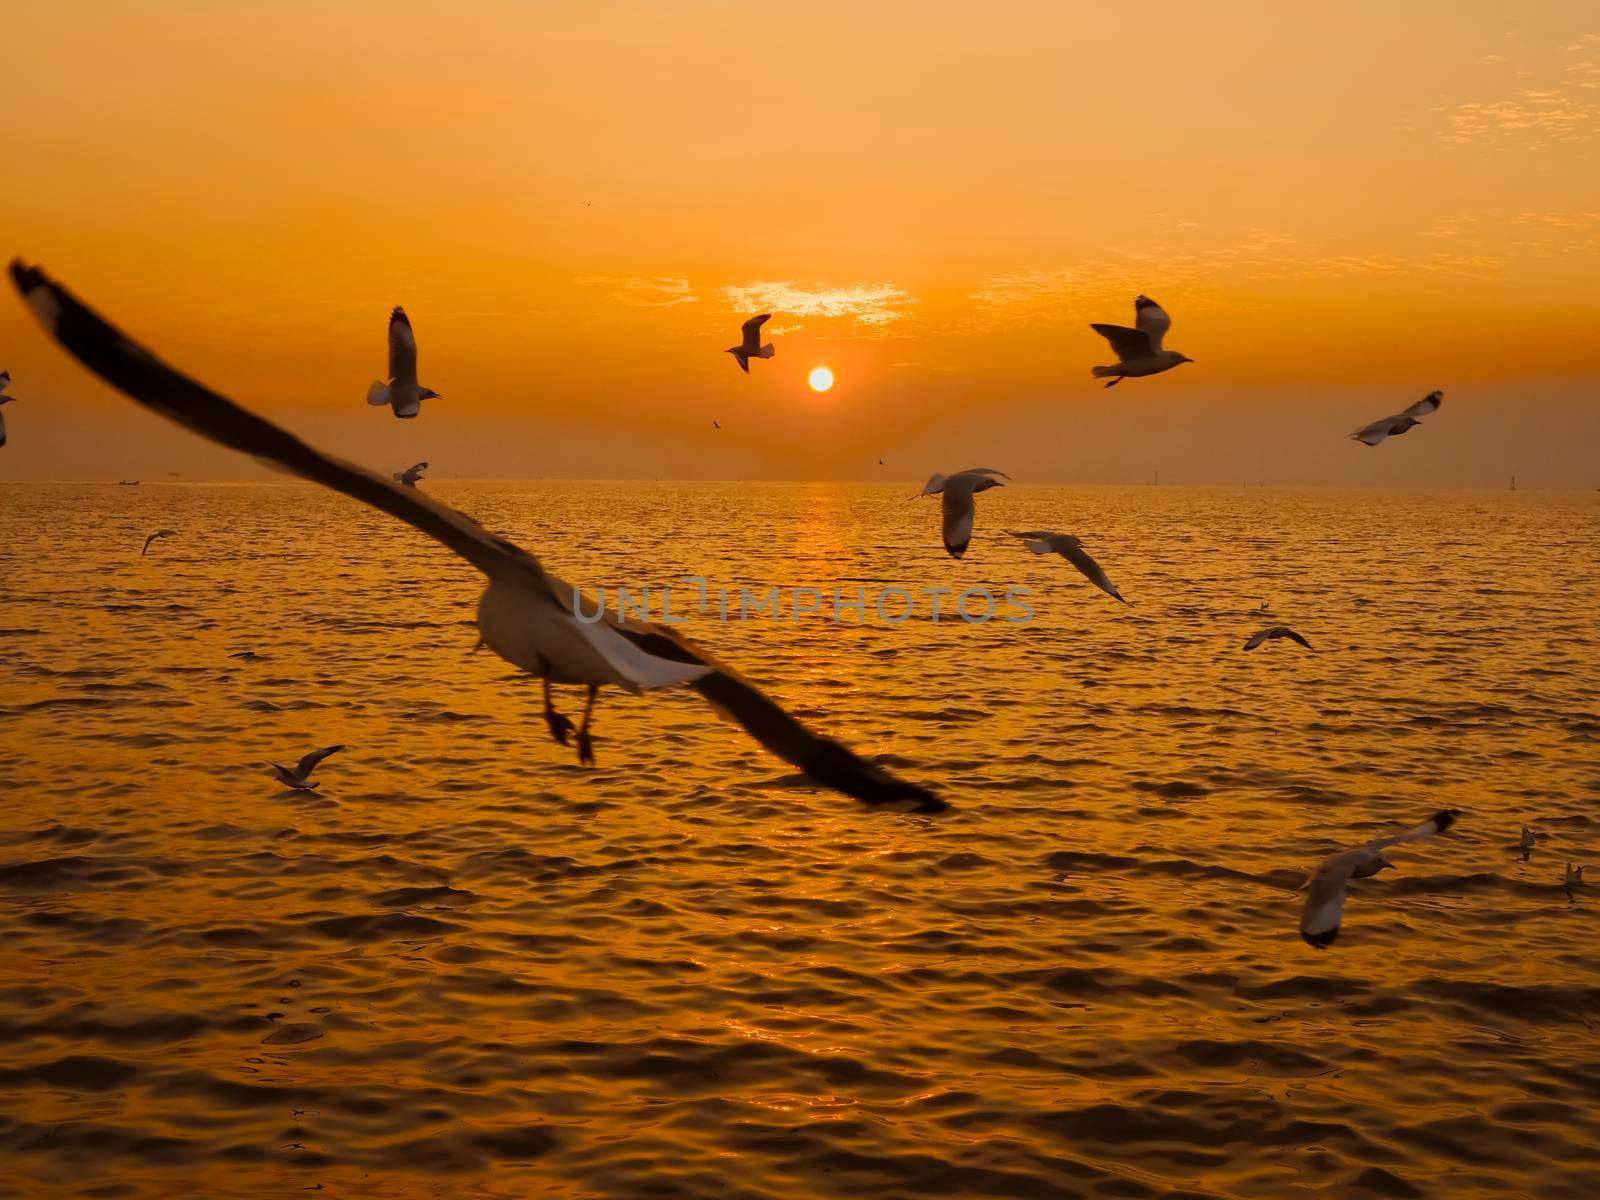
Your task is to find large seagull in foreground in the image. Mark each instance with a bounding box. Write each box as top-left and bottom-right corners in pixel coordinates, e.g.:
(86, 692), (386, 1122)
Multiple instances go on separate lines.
(9, 261), (942, 814)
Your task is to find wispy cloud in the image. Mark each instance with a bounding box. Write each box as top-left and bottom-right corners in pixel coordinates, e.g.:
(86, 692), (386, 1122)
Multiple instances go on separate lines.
(718, 281), (913, 327)
(1440, 36), (1600, 147)
(576, 276), (699, 307)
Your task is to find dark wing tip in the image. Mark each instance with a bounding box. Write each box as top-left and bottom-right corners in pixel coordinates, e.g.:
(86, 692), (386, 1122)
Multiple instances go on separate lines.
(1432, 809), (1461, 833)
(1301, 927), (1338, 949)
(1134, 294), (1159, 308)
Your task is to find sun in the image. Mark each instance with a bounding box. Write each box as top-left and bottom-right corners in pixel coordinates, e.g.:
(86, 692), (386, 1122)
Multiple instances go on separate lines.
(808, 366), (835, 392)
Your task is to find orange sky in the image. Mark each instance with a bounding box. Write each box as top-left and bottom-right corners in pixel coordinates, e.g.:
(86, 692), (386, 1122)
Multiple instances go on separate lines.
(1, 1), (1597, 485)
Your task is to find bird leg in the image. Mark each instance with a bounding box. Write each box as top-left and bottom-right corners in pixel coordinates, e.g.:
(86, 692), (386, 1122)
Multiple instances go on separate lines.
(542, 678), (575, 746)
(1103, 377), (1121, 388)
(576, 685), (599, 767)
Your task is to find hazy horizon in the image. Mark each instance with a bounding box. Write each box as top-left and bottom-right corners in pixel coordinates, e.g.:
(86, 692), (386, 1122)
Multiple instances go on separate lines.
(2, 0), (1598, 485)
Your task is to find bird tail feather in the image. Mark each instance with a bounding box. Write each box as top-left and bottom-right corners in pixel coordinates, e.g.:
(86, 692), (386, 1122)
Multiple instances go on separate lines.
(366, 381), (391, 406)
(758, 343), (775, 359)
(1091, 365), (1116, 379)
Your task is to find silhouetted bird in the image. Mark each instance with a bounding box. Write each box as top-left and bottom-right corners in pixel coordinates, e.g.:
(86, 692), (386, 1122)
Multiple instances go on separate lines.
(1090, 296), (1193, 387)
(726, 313), (775, 374)
(1351, 391), (1442, 446)
(1301, 810), (1460, 948)
(366, 307), (440, 418)
(920, 468), (1008, 559)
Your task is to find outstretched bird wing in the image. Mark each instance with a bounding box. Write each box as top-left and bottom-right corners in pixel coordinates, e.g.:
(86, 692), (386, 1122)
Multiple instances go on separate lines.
(1134, 296), (1170, 351)
(388, 307), (418, 386)
(1300, 848), (1366, 948)
(1400, 390), (1443, 421)
(740, 313), (770, 351)
(295, 744), (345, 778)
(1089, 323), (1153, 362)
(1368, 809), (1459, 853)
(1059, 541), (1125, 602)
(1280, 627), (1312, 649)
(11, 261), (941, 814)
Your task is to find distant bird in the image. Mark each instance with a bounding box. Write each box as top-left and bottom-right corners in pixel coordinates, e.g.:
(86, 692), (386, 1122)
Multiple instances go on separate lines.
(268, 745), (344, 792)
(1007, 531), (1125, 602)
(712, 420), (721, 430)
(393, 461), (428, 488)
(1518, 825), (1537, 852)
(1090, 296), (1193, 387)
(1258, 600), (1271, 613)
(0, 369), (15, 448)
(1300, 809), (1461, 948)
(366, 307), (439, 419)
(878, 458), (885, 466)
(11, 261), (943, 814)
(1567, 863), (1585, 889)
(726, 313), (775, 374)
(228, 650), (262, 661)
(920, 468), (1008, 558)
(1351, 391), (1442, 447)
(1244, 626), (1311, 651)
(141, 529), (177, 557)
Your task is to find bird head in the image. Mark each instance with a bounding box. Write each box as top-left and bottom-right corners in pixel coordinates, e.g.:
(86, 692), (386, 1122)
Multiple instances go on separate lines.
(1177, 355), (1195, 365)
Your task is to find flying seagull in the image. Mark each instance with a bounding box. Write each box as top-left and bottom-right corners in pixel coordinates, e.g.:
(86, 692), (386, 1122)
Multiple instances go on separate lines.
(726, 314), (775, 374)
(394, 461), (428, 488)
(1007, 531), (1125, 602)
(1566, 863), (1585, 894)
(1090, 296), (1193, 387)
(366, 307), (439, 419)
(268, 744), (345, 792)
(712, 420), (721, 430)
(919, 468), (1008, 559)
(141, 529), (177, 557)
(0, 369), (15, 448)
(1300, 809), (1461, 948)
(10, 261), (941, 814)
(1351, 391), (1442, 447)
(1244, 626), (1311, 651)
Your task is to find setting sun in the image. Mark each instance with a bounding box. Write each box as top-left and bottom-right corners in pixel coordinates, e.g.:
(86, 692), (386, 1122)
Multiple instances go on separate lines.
(808, 366), (834, 393)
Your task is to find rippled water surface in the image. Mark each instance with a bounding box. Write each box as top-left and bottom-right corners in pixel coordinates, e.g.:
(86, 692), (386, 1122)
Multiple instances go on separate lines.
(2, 480), (1598, 1199)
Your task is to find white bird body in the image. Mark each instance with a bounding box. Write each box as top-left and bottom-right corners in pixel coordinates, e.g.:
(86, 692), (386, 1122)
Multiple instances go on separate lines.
(1300, 809), (1460, 948)
(921, 468), (1008, 559)
(1008, 530), (1125, 602)
(12, 261), (941, 813)
(476, 575), (710, 692)
(268, 744), (344, 791)
(1351, 391), (1442, 447)
(367, 307), (439, 418)
(1090, 296), (1192, 387)
(726, 313), (775, 373)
